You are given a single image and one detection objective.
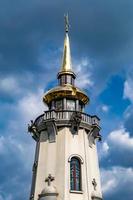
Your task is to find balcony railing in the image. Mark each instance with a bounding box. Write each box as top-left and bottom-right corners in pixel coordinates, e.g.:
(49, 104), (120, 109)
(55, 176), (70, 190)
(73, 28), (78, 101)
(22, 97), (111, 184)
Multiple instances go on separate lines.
(34, 110), (100, 127)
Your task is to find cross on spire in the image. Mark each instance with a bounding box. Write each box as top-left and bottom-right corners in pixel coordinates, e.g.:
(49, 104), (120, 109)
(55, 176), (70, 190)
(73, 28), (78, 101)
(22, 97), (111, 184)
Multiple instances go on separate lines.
(64, 13), (70, 33)
(45, 174), (55, 186)
(92, 178), (97, 191)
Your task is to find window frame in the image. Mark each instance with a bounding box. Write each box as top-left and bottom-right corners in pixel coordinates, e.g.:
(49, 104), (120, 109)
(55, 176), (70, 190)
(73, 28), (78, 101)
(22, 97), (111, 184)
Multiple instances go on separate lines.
(68, 155), (83, 193)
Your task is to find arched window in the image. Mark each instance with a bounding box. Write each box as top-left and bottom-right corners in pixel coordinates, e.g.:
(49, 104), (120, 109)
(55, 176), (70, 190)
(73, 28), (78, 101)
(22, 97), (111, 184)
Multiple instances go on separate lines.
(70, 157), (81, 191)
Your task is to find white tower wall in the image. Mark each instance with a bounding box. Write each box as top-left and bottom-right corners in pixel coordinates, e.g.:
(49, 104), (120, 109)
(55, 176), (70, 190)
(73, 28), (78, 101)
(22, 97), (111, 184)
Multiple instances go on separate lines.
(32, 127), (102, 200)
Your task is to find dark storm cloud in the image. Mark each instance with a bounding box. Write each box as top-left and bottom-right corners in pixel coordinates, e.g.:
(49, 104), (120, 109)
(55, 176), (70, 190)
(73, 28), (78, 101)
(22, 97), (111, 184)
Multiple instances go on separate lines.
(0, 114), (35, 200)
(101, 144), (133, 168)
(0, 152), (31, 200)
(70, 0), (133, 91)
(0, 0), (64, 74)
(0, 0), (133, 81)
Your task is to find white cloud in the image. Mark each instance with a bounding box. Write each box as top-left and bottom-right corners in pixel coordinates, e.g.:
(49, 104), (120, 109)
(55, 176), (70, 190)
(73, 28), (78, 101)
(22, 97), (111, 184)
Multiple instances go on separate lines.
(101, 167), (133, 195)
(0, 136), (6, 154)
(3, 87), (48, 168)
(101, 105), (109, 112)
(102, 142), (109, 153)
(102, 175), (117, 194)
(123, 76), (133, 103)
(99, 127), (133, 164)
(0, 76), (19, 94)
(108, 128), (133, 150)
(0, 86), (48, 169)
(74, 58), (93, 89)
(17, 88), (47, 122)
(0, 132), (34, 168)
(99, 142), (109, 159)
(0, 195), (3, 200)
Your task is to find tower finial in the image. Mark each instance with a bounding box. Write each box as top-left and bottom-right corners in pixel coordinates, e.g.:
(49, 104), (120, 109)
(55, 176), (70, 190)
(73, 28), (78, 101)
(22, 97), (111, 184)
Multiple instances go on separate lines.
(59, 14), (72, 72)
(64, 13), (70, 33)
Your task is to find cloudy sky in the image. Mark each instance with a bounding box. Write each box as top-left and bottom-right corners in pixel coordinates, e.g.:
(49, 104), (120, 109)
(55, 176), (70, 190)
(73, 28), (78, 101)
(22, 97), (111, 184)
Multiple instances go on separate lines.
(0, 0), (133, 199)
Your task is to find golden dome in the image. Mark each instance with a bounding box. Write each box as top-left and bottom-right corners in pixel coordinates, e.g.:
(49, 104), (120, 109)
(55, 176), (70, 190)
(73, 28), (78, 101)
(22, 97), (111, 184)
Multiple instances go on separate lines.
(43, 84), (89, 105)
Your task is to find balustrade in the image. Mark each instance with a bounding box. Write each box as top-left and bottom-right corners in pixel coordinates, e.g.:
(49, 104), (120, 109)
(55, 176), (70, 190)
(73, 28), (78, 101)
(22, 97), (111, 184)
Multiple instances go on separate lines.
(34, 110), (100, 127)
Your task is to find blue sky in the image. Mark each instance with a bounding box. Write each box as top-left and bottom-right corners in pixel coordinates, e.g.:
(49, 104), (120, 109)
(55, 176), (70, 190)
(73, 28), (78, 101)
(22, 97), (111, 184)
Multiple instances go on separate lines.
(0, 0), (133, 199)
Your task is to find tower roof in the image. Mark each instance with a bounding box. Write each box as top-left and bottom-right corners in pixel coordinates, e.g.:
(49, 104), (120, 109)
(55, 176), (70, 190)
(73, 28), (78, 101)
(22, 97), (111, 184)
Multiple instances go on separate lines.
(43, 15), (89, 106)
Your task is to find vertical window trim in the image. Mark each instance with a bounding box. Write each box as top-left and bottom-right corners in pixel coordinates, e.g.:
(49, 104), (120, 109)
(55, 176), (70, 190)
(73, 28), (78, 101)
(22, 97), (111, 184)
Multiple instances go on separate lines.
(65, 75), (67, 84)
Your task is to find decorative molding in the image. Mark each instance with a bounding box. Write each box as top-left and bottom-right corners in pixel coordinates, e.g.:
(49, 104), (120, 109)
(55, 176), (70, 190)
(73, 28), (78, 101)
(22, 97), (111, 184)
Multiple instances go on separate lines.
(29, 111), (101, 142)
(69, 190), (83, 194)
(68, 154), (84, 164)
(70, 111), (82, 134)
(39, 192), (58, 197)
(91, 196), (102, 200)
(88, 125), (102, 147)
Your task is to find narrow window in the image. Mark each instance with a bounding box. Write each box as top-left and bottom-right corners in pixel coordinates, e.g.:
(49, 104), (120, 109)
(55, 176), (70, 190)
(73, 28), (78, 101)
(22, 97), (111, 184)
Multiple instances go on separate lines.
(70, 157), (81, 191)
(66, 75), (71, 84)
(56, 100), (63, 110)
(66, 100), (75, 110)
(60, 75), (66, 85)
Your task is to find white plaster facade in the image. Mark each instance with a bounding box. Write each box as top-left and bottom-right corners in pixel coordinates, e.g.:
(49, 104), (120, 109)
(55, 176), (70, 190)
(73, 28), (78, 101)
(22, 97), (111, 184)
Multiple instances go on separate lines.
(32, 127), (102, 200)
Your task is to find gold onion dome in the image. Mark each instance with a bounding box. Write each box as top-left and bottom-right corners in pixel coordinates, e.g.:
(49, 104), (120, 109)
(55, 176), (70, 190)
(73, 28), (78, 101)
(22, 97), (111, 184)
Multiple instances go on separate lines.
(43, 15), (89, 106)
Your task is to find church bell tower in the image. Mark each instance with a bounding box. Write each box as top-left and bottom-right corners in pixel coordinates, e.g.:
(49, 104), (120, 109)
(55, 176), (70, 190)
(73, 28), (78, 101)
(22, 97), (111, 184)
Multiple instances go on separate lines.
(28, 15), (103, 200)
